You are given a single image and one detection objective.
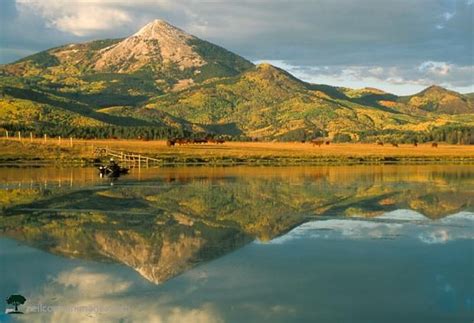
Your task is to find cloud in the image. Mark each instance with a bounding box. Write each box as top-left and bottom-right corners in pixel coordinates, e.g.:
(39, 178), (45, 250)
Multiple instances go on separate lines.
(442, 12), (455, 21)
(268, 210), (474, 245)
(16, 0), (132, 36)
(418, 61), (451, 75)
(256, 59), (474, 95)
(24, 266), (224, 322)
(54, 267), (132, 297)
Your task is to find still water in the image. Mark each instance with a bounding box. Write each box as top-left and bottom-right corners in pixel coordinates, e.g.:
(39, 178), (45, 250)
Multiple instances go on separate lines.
(0, 165), (473, 322)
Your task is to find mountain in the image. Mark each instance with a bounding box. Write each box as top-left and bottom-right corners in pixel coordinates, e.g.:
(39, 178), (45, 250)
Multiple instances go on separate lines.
(401, 85), (474, 114)
(0, 20), (473, 143)
(1, 20), (253, 93)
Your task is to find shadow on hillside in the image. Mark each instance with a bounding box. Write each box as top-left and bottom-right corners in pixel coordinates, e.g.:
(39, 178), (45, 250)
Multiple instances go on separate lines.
(3, 86), (153, 126)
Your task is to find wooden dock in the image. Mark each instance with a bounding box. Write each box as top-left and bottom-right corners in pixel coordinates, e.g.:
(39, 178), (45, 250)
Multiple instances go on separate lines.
(94, 147), (161, 167)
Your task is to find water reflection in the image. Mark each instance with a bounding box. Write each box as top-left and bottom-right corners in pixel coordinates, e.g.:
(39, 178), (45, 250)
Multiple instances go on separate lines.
(1, 213), (472, 322)
(270, 210), (474, 244)
(0, 165), (473, 285)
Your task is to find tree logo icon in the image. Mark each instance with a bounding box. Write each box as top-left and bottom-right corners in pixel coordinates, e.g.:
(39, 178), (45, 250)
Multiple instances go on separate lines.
(5, 294), (26, 314)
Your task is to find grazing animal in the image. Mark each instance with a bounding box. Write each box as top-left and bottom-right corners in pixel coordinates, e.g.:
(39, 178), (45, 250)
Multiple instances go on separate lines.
(432, 142), (438, 148)
(325, 141), (331, 145)
(176, 138), (188, 145)
(377, 141), (384, 146)
(391, 143), (399, 147)
(311, 139), (324, 147)
(166, 139), (176, 147)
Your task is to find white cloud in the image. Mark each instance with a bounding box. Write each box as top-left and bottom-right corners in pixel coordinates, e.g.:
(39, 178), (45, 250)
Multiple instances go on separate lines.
(418, 61), (451, 76)
(268, 211), (474, 245)
(16, 0), (132, 36)
(54, 267), (132, 297)
(442, 12), (455, 21)
(24, 266), (224, 322)
(255, 59), (474, 95)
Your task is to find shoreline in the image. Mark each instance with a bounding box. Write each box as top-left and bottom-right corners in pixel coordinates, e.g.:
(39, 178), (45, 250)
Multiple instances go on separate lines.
(1, 158), (474, 167)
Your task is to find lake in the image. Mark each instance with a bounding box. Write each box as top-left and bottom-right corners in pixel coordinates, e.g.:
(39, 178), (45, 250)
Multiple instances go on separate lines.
(0, 165), (473, 322)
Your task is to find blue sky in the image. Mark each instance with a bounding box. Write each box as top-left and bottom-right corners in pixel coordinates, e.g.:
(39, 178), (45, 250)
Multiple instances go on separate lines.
(0, 0), (472, 95)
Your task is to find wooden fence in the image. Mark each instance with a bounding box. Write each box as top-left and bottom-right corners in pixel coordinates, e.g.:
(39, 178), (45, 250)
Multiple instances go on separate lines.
(94, 147), (161, 168)
(1, 131), (75, 147)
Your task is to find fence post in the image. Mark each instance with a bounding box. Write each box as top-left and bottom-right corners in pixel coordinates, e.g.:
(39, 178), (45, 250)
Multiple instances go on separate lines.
(138, 154), (141, 169)
(30, 132), (33, 143)
(5, 130), (8, 139)
(58, 136), (61, 145)
(44, 134), (47, 143)
(70, 137), (73, 147)
(18, 131), (21, 141)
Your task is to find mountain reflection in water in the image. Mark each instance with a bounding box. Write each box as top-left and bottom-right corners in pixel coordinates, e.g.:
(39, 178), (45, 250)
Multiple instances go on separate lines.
(0, 165), (472, 284)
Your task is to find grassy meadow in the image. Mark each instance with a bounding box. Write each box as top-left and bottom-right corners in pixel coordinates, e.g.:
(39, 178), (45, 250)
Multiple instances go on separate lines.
(0, 138), (473, 165)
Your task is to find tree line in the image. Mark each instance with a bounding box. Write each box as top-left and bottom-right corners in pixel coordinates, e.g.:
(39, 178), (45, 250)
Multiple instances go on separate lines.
(351, 125), (473, 145)
(0, 123), (471, 144)
(0, 124), (190, 140)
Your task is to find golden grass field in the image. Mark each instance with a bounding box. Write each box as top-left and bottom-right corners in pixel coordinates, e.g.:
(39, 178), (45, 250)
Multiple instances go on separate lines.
(1, 138), (473, 165)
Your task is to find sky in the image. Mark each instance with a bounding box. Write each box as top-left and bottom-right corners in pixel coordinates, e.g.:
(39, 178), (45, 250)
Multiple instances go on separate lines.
(0, 0), (472, 95)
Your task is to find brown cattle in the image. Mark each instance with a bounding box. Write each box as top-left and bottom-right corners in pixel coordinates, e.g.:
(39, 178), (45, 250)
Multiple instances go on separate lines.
(391, 143), (399, 147)
(432, 142), (438, 148)
(176, 138), (189, 145)
(311, 139), (324, 147)
(325, 141), (331, 145)
(166, 139), (176, 147)
(377, 141), (384, 146)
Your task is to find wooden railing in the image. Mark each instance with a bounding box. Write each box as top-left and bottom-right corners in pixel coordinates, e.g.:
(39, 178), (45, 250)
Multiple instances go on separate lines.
(94, 147), (161, 167)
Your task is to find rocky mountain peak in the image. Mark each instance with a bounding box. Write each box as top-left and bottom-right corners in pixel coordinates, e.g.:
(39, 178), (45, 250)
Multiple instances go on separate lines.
(94, 19), (205, 72)
(133, 19), (190, 40)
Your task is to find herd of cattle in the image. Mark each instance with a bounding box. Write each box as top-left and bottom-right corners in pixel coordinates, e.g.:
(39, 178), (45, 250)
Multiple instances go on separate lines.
(166, 138), (439, 147)
(166, 138), (226, 146)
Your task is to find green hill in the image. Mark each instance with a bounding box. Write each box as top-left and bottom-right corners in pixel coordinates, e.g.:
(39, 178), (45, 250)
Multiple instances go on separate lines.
(117, 64), (473, 142)
(0, 20), (472, 143)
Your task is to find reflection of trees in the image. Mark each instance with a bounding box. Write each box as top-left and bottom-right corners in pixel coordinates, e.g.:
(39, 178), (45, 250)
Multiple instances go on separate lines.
(0, 166), (472, 283)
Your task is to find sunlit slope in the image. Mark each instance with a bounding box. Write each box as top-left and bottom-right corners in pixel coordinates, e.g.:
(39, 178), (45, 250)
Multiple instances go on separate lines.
(128, 64), (473, 139)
